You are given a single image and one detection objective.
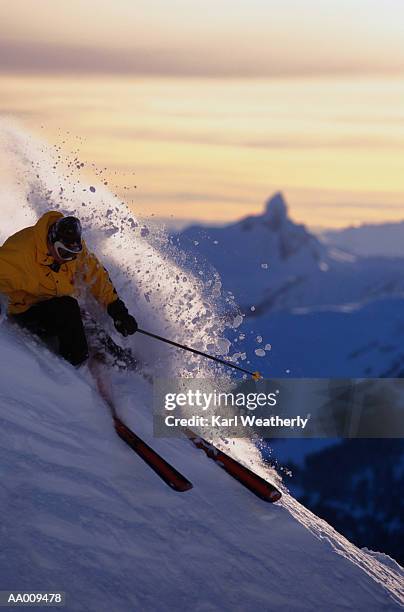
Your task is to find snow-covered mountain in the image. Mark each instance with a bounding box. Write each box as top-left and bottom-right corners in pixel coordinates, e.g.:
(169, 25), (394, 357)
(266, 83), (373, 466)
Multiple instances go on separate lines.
(322, 220), (404, 258)
(174, 193), (404, 316)
(237, 296), (404, 378)
(173, 192), (404, 380)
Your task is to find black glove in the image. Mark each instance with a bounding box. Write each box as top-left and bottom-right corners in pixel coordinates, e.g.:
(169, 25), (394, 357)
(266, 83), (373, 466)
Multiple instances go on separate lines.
(107, 299), (138, 337)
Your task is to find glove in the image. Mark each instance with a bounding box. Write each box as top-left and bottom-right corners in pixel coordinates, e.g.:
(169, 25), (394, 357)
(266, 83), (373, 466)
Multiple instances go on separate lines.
(107, 299), (138, 337)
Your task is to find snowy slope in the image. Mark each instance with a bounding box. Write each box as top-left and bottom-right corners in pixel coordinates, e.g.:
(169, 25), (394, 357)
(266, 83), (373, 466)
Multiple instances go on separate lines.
(1, 325), (403, 612)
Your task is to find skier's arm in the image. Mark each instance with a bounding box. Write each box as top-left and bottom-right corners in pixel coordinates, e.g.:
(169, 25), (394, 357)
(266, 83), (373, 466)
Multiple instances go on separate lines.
(79, 245), (118, 307)
(79, 246), (138, 336)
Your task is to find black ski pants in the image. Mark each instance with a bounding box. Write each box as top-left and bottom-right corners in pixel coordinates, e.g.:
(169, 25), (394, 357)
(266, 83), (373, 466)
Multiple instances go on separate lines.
(13, 296), (89, 366)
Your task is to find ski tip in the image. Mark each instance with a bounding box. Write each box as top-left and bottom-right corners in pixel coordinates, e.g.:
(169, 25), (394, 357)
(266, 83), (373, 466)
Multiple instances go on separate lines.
(268, 489), (282, 503)
(169, 480), (194, 493)
(252, 371), (262, 381)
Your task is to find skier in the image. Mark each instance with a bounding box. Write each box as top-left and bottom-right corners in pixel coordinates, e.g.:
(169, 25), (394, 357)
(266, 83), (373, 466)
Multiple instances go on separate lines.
(0, 211), (137, 366)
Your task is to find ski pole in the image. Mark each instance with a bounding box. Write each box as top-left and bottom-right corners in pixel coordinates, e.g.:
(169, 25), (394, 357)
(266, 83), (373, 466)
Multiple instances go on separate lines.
(137, 328), (262, 380)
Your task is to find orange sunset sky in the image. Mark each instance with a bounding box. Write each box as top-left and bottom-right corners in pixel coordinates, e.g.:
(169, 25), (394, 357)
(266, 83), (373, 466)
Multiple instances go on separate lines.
(0, 0), (404, 227)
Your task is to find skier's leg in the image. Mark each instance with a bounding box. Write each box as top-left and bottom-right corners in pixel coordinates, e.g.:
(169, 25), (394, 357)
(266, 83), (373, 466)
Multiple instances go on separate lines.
(13, 296), (89, 366)
(12, 303), (50, 336)
(50, 296), (89, 365)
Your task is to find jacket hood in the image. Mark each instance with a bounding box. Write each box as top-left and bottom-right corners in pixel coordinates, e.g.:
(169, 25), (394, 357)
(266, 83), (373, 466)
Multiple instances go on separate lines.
(33, 211), (64, 263)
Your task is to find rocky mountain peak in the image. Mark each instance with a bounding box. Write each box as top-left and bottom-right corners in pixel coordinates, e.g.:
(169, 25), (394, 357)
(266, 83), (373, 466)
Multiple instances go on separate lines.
(264, 192), (288, 230)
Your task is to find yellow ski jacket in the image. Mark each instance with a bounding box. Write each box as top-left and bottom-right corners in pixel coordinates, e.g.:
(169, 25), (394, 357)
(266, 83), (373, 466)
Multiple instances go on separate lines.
(0, 211), (118, 314)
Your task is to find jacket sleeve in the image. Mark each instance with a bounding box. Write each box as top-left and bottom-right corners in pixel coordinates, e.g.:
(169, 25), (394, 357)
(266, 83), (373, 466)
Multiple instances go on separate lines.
(79, 245), (118, 307)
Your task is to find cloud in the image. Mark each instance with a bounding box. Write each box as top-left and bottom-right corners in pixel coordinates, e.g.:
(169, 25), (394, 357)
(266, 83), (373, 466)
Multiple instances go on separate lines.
(0, 39), (176, 76)
(0, 38), (401, 78)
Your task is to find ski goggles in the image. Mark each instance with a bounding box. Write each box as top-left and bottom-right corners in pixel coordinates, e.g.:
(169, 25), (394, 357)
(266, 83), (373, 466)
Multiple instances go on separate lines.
(54, 240), (83, 261)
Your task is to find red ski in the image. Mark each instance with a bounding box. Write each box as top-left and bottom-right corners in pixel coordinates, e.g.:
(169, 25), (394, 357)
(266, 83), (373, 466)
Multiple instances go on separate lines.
(90, 358), (192, 492)
(185, 429), (281, 503)
(114, 417), (193, 492)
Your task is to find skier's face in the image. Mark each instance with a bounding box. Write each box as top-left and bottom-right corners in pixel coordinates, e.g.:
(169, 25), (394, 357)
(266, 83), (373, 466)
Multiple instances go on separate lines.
(48, 240), (79, 263)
